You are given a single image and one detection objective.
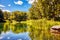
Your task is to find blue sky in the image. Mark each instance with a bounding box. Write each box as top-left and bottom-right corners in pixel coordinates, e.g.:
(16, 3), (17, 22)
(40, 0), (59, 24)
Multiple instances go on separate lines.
(0, 0), (35, 12)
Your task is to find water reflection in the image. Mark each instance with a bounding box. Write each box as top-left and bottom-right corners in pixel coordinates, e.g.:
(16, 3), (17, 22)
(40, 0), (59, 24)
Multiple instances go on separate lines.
(27, 22), (60, 40)
(0, 22), (60, 40)
(0, 22), (31, 40)
(0, 31), (30, 40)
(3, 22), (27, 33)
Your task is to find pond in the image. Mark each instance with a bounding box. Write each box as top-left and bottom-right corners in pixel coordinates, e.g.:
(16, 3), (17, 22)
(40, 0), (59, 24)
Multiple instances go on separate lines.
(0, 22), (60, 40)
(0, 22), (31, 40)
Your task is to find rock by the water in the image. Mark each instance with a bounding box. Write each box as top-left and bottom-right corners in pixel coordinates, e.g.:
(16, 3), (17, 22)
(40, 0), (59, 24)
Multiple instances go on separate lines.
(50, 25), (60, 34)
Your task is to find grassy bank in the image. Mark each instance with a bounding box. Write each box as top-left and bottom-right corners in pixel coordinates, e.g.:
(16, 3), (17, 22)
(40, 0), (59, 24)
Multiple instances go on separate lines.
(21, 19), (60, 26)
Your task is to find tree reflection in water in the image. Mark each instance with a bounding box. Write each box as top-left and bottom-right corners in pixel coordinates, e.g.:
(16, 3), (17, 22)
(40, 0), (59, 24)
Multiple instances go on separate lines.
(27, 23), (60, 40)
(3, 22), (27, 33)
(0, 22), (31, 40)
(0, 22), (60, 40)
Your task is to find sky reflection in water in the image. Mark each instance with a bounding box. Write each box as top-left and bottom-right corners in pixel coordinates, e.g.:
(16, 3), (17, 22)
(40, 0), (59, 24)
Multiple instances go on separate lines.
(0, 31), (31, 40)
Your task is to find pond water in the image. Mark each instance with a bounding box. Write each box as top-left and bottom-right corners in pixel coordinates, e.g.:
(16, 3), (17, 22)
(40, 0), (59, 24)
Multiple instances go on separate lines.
(0, 22), (60, 40)
(0, 23), (31, 40)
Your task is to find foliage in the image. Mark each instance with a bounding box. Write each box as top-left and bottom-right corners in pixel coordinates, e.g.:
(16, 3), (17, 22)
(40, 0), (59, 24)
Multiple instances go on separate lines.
(11, 11), (27, 21)
(29, 0), (60, 21)
(0, 10), (27, 22)
(0, 0), (60, 40)
(0, 9), (5, 22)
(3, 11), (11, 20)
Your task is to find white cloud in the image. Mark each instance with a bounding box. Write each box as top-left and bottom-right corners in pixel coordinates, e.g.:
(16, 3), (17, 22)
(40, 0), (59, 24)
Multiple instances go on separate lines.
(0, 4), (5, 7)
(8, 4), (11, 7)
(14, 0), (23, 5)
(27, 0), (35, 4)
(2, 10), (11, 12)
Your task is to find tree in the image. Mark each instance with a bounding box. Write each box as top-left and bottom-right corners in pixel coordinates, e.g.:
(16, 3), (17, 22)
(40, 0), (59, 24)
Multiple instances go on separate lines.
(29, 0), (60, 21)
(11, 11), (27, 21)
(0, 9), (5, 22)
(29, 0), (44, 19)
(3, 11), (11, 20)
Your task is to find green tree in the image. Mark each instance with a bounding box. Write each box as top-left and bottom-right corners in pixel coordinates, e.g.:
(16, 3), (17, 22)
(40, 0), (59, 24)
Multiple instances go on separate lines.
(29, 0), (44, 19)
(29, 0), (60, 21)
(3, 11), (11, 20)
(12, 11), (27, 21)
(0, 9), (5, 22)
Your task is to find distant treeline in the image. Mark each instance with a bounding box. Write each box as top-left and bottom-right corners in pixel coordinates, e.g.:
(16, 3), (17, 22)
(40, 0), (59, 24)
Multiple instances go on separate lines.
(0, 10), (27, 22)
(0, 0), (60, 22)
